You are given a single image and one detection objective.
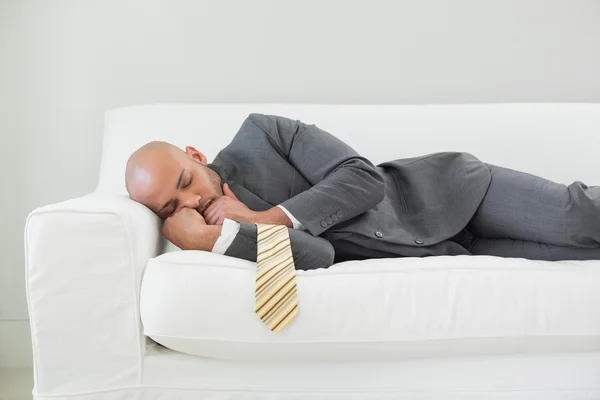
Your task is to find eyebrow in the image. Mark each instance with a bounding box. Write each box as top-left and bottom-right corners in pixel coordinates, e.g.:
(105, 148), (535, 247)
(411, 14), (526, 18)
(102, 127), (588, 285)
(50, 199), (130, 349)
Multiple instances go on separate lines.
(159, 169), (185, 212)
(176, 169), (185, 190)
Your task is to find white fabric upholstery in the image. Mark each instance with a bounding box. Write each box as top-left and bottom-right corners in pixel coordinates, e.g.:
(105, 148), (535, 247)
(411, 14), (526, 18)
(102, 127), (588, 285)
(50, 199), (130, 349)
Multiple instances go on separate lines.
(139, 347), (600, 400)
(25, 193), (162, 394)
(141, 252), (600, 361)
(25, 103), (600, 399)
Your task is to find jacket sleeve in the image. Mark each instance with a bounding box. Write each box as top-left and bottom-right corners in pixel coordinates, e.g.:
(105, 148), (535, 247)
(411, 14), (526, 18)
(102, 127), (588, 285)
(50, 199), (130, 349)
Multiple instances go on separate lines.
(247, 113), (385, 236)
(224, 222), (335, 271)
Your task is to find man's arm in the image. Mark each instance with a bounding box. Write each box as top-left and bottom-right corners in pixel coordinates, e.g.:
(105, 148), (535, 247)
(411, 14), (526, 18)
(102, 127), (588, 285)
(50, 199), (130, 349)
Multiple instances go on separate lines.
(247, 113), (385, 236)
(212, 212), (304, 256)
(224, 221), (335, 271)
(213, 219), (334, 270)
(165, 211), (334, 271)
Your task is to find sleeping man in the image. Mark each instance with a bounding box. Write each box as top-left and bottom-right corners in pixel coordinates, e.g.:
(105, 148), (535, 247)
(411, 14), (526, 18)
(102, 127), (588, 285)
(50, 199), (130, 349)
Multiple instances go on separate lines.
(125, 113), (600, 271)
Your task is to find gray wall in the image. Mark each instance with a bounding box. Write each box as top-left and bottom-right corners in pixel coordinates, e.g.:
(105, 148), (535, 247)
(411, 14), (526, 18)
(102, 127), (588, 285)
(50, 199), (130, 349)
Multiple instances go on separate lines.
(1, 0), (599, 367)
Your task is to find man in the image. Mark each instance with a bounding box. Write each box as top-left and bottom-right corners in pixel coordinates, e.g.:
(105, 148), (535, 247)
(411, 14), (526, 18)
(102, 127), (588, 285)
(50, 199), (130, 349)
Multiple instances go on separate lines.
(125, 113), (600, 270)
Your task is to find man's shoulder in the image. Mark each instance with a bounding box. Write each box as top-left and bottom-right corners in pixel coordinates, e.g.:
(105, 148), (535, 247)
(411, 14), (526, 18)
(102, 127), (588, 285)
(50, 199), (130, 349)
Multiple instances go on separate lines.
(243, 112), (274, 127)
(243, 113), (302, 135)
(234, 113), (276, 136)
(214, 114), (288, 162)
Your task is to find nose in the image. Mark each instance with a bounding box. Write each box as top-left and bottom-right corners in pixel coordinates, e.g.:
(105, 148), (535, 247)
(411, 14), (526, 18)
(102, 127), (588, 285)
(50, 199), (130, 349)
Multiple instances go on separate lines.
(180, 193), (201, 210)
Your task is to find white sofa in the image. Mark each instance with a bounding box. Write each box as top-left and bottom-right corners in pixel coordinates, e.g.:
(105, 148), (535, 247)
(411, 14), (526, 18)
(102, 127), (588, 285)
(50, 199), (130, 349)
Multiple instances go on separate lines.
(25, 103), (600, 400)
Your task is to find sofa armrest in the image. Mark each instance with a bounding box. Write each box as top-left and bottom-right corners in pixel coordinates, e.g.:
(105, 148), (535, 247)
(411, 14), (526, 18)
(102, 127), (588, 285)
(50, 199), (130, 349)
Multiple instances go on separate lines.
(24, 193), (162, 395)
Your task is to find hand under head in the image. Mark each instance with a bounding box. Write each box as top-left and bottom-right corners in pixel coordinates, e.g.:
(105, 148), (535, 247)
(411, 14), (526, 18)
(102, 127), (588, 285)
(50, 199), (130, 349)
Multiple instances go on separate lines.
(125, 141), (223, 219)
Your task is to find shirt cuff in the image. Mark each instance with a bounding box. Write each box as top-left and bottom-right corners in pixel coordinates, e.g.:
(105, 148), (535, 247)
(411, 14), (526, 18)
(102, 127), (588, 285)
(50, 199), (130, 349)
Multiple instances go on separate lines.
(211, 218), (241, 254)
(277, 205), (306, 230)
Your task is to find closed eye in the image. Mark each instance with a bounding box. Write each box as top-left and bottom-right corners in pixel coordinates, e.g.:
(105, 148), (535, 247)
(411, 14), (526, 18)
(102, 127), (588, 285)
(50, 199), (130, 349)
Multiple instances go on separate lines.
(168, 200), (178, 217)
(183, 175), (193, 189)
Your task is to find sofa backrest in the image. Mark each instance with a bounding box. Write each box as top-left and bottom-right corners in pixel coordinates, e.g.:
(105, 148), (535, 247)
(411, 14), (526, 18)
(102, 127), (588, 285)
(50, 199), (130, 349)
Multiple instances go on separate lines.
(97, 103), (600, 195)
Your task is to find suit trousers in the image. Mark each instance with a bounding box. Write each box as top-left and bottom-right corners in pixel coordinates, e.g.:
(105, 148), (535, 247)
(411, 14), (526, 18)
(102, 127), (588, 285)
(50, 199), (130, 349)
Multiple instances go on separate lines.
(452, 164), (600, 261)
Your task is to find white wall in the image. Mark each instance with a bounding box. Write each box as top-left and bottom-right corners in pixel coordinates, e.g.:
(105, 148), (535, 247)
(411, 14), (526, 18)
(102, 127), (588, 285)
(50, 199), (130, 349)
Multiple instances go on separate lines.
(1, 0), (599, 367)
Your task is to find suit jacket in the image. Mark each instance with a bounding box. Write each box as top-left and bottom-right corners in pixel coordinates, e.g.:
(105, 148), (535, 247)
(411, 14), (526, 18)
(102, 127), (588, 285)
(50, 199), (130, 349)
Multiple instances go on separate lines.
(207, 113), (492, 270)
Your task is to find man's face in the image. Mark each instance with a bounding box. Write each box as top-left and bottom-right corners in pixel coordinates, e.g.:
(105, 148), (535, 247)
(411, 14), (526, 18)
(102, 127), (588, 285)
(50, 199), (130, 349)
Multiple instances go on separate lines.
(127, 145), (223, 219)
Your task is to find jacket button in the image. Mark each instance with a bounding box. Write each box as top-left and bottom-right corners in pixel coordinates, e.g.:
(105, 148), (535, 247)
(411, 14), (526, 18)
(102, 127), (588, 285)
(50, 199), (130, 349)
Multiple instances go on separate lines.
(331, 214), (338, 222)
(326, 217), (332, 224)
(320, 221), (328, 228)
(375, 231), (384, 238)
(414, 239), (424, 245)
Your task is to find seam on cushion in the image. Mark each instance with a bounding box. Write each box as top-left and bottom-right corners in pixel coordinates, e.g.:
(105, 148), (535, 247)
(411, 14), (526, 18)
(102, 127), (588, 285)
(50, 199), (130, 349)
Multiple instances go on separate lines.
(32, 384), (600, 398)
(138, 387), (600, 394)
(143, 332), (600, 344)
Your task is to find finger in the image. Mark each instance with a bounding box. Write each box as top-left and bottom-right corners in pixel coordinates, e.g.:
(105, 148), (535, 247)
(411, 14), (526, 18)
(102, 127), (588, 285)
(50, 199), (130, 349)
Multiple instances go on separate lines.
(204, 204), (219, 222)
(223, 183), (239, 200)
(204, 198), (220, 215)
(206, 213), (217, 226)
(205, 207), (220, 225)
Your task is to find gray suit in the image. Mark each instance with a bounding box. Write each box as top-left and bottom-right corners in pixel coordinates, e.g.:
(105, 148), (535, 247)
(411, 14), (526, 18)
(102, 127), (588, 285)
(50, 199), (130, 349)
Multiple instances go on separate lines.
(207, 113), (600, 270)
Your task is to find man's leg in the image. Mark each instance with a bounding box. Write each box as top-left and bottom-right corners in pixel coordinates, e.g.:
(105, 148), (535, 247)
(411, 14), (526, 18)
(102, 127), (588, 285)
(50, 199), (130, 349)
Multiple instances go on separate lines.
(467, 164), (600, 251)
(469, 238), (600, 261)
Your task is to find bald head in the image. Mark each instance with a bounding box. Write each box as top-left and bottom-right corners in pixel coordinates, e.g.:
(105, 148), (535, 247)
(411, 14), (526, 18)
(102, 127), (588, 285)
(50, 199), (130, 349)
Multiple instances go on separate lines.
(125, 141), (184, 201)
(125, 141), (222, 219)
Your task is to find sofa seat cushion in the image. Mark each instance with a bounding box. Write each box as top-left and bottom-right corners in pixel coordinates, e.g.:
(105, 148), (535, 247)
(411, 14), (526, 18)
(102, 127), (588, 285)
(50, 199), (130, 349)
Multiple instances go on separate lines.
(140, 251), (600, 361)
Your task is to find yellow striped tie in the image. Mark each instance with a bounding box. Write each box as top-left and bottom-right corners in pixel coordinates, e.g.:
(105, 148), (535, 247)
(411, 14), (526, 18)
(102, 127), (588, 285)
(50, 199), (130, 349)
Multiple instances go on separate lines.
(254, 224), (298, 334)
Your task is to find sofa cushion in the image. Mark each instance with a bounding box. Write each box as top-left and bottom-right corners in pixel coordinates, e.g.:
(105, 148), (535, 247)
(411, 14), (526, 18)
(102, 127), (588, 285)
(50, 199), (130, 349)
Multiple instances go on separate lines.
(140, 251), (600, 361)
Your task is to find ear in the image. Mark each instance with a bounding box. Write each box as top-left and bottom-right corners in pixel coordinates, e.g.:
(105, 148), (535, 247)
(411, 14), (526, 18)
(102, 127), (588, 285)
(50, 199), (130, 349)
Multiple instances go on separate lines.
(185, 146), (208, 165)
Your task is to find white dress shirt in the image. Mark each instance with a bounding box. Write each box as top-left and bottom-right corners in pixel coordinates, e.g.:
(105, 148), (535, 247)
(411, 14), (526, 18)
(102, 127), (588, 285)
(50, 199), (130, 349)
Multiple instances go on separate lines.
(211, 205), (306, 254)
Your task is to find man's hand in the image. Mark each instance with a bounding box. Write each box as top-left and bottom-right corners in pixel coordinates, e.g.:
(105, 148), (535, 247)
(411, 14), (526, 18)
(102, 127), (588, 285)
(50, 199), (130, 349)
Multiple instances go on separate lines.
(203, 183), (258, 225)
(163, 208), (221, 251)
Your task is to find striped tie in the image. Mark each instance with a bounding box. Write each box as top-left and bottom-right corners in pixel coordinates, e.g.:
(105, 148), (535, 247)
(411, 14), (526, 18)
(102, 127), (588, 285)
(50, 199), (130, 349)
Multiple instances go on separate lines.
(254, 224), (298, 334)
